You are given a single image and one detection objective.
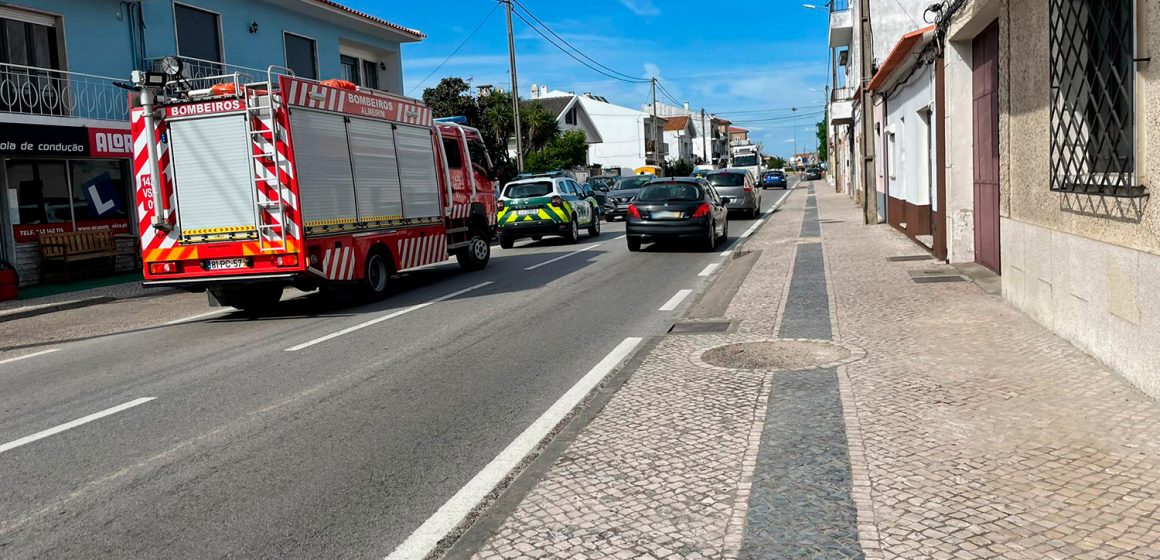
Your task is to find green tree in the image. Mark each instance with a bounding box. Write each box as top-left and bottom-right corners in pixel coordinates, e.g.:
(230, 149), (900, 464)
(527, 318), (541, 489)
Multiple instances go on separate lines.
(767, 155), (787, 169)
(525, 130), (588, 173)
(421, 77), (479, 123)
(662, 158), (695, 177)
(816, 118), (828, 161)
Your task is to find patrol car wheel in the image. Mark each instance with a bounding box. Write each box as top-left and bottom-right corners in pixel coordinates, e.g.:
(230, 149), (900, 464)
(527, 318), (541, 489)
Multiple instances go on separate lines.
(563, 218), (579, 244)
(587, 215), (601, 237)
(499, 234), (515, 249)
(456, 233), (491, 271)
(363, 251), (391, 299)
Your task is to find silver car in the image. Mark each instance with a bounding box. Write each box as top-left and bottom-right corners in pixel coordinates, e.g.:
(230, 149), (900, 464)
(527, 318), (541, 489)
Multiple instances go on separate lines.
(706, 169), (761, 219)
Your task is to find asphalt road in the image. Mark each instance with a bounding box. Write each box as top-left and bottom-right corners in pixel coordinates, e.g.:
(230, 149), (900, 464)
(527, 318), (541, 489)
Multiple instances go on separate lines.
(0, 179), (798, 559)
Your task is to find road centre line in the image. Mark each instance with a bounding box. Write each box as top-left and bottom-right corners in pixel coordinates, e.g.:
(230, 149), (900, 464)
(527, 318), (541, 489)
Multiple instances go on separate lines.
(0, 348), (60, 366)
(0, 397), (155, 455)
(524, 243), (603, 271)
(659, 289), (693, 311)
(384, 337), (644, 560)
(285, 282), (493, 352)
(698, 263), (720, 277)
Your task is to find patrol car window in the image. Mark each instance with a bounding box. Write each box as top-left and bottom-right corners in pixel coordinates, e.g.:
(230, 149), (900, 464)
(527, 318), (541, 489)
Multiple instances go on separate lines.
(562, 181), (577, 195)
(503, 181), (553, 198)
(442, 139), (463, 168)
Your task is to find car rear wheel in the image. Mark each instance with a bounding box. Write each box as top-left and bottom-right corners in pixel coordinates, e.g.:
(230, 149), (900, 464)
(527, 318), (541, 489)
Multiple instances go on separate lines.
(704, 220), (718, 252)
(627, 238), (641, 252)
(563, 218), (579, 244)
(499, 233), (515, 249)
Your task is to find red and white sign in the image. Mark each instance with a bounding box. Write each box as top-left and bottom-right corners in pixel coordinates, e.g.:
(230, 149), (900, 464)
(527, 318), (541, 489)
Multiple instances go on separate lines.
(165, 98), (244, 118)
(89, 127), (133, 158)
(280, 76), (432, 126)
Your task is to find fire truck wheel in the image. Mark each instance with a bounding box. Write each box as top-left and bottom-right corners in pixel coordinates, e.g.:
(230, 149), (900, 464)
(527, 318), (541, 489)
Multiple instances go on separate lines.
(363, 250), (392, 299)
(456, 233), (491, 271)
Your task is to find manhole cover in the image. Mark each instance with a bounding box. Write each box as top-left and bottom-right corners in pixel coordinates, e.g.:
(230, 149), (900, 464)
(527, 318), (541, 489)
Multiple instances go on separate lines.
(698, 339), (858, 371)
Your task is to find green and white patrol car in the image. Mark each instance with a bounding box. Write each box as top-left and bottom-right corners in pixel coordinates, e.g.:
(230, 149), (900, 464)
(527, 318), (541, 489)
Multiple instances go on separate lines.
(496, 176), (601, 249)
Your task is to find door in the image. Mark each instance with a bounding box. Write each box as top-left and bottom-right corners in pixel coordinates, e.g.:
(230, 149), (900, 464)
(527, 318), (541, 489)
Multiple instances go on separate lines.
(565, 180), (590, 225)
(972, 21), (1001, 272)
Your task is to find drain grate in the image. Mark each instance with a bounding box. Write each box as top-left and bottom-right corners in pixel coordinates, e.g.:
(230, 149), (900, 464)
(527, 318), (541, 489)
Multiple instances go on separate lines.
(818, 219), (844, 224)
(912, 275), (968, 284)
(887, 255), (935, 262)
(907, 269), (959, 277)
(669, 321), (732, 334)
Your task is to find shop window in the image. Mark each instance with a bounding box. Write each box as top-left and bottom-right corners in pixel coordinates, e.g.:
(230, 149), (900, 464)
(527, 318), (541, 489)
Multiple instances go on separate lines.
(1049, 0), (1140, 196)
(284, 33), (317, 80)
(7, 158), (132, 243)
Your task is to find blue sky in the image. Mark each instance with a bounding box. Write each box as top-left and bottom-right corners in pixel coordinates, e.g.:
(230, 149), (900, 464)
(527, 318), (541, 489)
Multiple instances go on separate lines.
(346, 0), (831, 157)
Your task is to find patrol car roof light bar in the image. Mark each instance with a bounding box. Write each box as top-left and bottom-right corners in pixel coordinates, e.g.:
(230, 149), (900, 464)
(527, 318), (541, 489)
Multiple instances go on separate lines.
(131, 69), (172, 231)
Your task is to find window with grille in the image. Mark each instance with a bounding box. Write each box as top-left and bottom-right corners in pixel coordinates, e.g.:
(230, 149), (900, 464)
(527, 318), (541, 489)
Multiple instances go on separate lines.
(1049, 0), (1142, 197)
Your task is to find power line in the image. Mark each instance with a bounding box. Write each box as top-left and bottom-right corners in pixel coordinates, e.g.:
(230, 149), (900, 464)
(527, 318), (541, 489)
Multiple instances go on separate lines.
(406, 2), (500, 95)
(509, 6), (649, 84)
(511, 0), (646, 83)
(655, 80), (684, 106)
(716, 104), (826, 116)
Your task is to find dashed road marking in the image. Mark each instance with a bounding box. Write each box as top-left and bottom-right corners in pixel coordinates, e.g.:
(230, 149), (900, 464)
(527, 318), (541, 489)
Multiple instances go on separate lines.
(0, 397), (156, 455)
(659, 289), (693, 311)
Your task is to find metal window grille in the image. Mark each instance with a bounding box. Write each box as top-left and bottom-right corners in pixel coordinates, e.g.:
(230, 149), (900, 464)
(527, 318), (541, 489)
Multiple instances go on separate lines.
(1049, 0), (1144, 197)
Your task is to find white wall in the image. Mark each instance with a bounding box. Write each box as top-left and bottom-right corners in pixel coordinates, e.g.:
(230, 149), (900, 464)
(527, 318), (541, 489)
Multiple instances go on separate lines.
(580, 96), (648, 169)
(882, 64), (936, 207)
(944, 40), (976, 262)
(869, 0), (935, 65)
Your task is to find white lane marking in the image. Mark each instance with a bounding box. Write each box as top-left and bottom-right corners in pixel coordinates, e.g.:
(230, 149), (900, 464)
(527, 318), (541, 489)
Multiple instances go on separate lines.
(698, 263), (720, 277)
(0, 397), (155, 455)
(0, 348), (60, 366)
(740, 189), (794, 239)
(659, 289), (693, 312)
(524, 243), (602, 271)
(611, 235), (626, 240)
(384, 337), (644, 560)
(719, 250), (734, 257)
(164, 309), (230, 325)
(285, 282), (493, 352)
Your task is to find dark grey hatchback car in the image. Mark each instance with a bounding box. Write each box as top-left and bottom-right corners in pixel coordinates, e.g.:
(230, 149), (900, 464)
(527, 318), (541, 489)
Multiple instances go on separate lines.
(625, 178), (730, 252)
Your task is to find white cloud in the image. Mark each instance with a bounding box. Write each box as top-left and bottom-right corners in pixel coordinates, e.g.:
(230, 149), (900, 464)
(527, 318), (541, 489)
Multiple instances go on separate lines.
(619, 0), (661, 16)
(783, 138), (796, 143)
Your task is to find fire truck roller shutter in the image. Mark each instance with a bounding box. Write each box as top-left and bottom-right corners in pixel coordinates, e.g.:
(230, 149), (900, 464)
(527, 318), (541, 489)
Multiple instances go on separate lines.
(167, 115), (257, 235)
(394, 125), (442, 219)
(348, 117), (403, 222)
(291, 109), (358, 230)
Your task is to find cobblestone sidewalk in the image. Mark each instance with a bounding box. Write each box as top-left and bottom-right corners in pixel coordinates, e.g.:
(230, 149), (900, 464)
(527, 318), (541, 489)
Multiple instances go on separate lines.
(464, 183), (1160, 560)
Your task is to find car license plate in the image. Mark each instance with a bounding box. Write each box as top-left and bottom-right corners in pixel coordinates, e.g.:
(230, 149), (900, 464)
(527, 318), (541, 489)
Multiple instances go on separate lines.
(206, 258), (247, 270)
(517, 209), (538, 216)
(653, 210), (683, 219)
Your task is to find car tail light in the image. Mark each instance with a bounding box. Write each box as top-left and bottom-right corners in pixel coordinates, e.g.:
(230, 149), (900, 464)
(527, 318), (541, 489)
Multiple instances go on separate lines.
(149, 262), (179, 275)
(743, 183), (754, 192)
(627, 204), (641, 219)
(497, 200), (505, 210)
(692, 203), (712, 218)
(275, 254), (299, 267)
(550, 196), (563, 207)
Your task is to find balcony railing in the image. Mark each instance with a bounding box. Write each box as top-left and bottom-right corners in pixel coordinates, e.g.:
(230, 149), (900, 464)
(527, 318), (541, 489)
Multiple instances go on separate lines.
(145, 56), (272, 91)
(0, 62), (128, 121)
(831, 86), (856, 101)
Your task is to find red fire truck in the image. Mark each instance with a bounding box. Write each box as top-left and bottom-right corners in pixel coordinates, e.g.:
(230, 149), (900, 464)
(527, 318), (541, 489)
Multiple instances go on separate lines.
(128, 63), (496, 310)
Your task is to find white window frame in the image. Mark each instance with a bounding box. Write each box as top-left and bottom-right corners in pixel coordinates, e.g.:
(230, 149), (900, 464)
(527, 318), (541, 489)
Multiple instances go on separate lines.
(283, 31), (319, 81)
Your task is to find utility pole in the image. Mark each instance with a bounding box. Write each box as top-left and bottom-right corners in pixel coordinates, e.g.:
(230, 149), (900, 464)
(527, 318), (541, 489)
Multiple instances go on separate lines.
(650, 77), (659, 166)
(701, 108), (708, 165)
(505, 0), (523, 172)
(792, 106), (798, 169)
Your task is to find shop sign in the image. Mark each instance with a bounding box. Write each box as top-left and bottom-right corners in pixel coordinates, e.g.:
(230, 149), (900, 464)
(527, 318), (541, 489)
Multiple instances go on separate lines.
(0, 123), (131, 158)
(14, 219), (129, 244)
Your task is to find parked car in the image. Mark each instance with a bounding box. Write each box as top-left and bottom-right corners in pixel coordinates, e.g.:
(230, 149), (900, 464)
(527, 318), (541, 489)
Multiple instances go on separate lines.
(496, 176), (600, 248)
(804, 166), (823, 180)
(584, 177), (614, 216)
(705, 169), (761, 219)
(760, 169), (788, 189)
(604, 174), (656, 221)
(625, 178), (730, 252)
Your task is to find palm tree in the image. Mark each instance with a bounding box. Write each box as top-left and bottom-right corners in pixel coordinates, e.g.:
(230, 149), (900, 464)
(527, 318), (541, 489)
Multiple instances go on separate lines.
(521, 102), (559, 157)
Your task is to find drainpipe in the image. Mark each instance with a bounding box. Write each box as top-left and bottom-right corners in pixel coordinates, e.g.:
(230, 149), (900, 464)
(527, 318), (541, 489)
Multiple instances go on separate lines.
(859, 0), (877, 224)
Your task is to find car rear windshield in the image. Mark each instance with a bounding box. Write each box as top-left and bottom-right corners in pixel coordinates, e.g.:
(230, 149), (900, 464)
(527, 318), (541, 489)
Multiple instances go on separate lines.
(708, 173), (746, 187)
(767, 170), (785, 177)
(504, 181), (553, 198)
(637, 183), (703, 202)
(613, 176), (653, 190)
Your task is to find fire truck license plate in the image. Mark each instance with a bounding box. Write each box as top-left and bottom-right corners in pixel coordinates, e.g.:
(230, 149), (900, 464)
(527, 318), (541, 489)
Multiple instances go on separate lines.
(206, 258), (248, 270)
